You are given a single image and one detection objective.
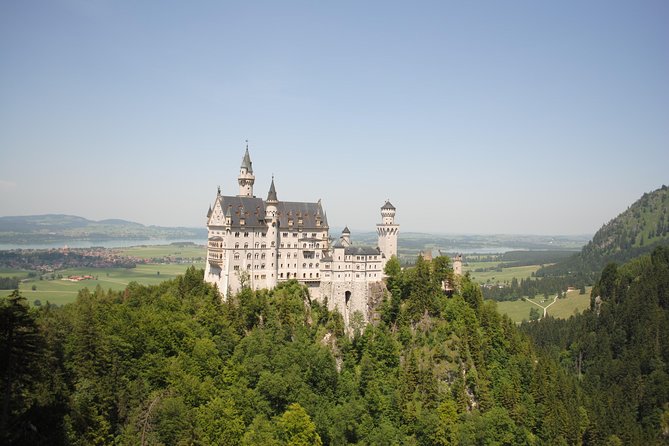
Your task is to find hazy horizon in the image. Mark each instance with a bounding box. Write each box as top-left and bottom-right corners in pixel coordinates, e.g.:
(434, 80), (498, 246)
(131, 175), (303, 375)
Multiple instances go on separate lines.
(2, 1), (667, 235)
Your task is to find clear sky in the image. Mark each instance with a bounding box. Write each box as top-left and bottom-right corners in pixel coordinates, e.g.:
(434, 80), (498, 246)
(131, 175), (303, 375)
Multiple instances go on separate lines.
(1, 0), (667, 235)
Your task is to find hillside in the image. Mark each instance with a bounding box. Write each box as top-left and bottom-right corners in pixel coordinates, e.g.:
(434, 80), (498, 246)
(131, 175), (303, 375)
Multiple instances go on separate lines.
(0, 214), (207, 243)
(523, 246), (669, 444)
(538, 185), (669, 280)
(1, 263), (587, 445)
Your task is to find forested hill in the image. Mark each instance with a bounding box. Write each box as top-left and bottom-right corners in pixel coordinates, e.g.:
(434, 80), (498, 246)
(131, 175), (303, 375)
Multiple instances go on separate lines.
(538, 185), (669, 279)
(2, 260), (589, 445)
(0, 214), (207, 243)
(523, 245), (669, 444)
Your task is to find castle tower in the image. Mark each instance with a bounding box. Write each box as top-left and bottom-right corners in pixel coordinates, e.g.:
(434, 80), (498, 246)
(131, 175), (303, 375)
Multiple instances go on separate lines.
(453, 254), (463, 276)
(265, 177), (279, 288)
(238, 143), (255, 197)
(377, 200), (399, 268)
(341, 226), (351, 246)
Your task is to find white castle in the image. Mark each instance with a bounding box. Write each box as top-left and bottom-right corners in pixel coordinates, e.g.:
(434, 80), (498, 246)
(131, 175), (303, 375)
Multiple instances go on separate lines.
(204, 146), (399, 324)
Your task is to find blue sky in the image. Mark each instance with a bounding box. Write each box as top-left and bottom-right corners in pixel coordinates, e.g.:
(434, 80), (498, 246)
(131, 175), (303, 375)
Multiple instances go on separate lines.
(1, 0), (667, 235)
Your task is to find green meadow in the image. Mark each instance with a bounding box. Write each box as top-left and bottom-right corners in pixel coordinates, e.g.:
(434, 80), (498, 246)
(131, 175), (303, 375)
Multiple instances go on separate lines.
(0, 244), (207, 306)
(118, 244), (205, 259)
(493, 288), (592, 323)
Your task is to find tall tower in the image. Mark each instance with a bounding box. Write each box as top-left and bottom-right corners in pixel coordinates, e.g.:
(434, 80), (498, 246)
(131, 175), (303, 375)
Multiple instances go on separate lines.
(377, 200), (399, 268)
(265, 177), (279, 289)
(238, 142), (255, 197)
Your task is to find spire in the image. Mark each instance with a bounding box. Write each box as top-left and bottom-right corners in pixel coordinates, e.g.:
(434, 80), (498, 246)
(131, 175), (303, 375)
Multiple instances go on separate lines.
(342, 226), (350, 234)
(267, 176), (278, 202)
(241, 141), (253, 173)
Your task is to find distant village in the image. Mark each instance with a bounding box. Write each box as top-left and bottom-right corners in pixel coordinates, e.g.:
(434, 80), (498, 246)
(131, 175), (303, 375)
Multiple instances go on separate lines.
(0, 246), (198, 273)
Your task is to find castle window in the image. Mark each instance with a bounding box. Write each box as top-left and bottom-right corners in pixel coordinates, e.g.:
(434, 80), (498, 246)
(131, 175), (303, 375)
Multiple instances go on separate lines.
(261, 253), (266, 259)
(302, 263), (306, 268)
(271, 242), (275, 247)
(309, 273), (312, 278)
(303, 273), (306, 278)
(255, 243), (259, 249)
(294, 243), (297, 248)
(283, 232), (288, 237)
(312, 233), (316, 237)
(261, 243), (266, 249)
(261, 264), (265, 269)
(247, 264), (251, 269)
(235, 243), (239, 249)
(309, 263), (313, 268)
(278, 253), (282, 258)
(303, 243), (306, 248)
(244, 243), (249, 249)
(234, 253), (240, 260)
(287, 253), (291, 259)
(316, 263), (319, 268)
(254, 253), (259, 259)
(247, 253), (252, 260)
(244, 232), (249, 237)
(316, 273), (319, 278)
(293, 233), (298, 237)
(235, 232), (240, 237)
(280, 273), (284, 278)
(234, 265), (239, 271)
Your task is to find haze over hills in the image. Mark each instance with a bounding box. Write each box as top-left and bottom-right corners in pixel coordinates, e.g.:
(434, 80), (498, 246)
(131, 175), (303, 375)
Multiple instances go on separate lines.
(0, 214), (207, 244)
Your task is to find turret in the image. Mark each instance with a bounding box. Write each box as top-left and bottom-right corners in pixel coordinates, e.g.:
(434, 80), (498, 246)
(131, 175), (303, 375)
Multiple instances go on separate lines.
(238, 142), (255, 197)
(341, 226), (351, 246)
(377, 200), (399, 268)
(265, 177), (278, 221)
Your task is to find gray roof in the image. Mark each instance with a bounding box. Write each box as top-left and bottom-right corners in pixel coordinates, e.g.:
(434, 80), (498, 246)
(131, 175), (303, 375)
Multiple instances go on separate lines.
(277, 201), (327, 228)
(267, 178), (278, 202)
(212, 195), (328, 229)
(241, 147), (253, 173)
(381, 200), (395, 210)
(345, 246), (381, 256)
(342, 226), (350, 234)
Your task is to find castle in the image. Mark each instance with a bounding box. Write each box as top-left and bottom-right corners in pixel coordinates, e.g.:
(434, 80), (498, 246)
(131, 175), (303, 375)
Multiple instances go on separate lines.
(204, 146), (399, 324)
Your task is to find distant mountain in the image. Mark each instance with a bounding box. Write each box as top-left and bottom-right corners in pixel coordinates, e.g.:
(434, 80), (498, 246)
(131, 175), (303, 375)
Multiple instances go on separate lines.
(538, 185), (669, 278)
(0, 214), (207, 244)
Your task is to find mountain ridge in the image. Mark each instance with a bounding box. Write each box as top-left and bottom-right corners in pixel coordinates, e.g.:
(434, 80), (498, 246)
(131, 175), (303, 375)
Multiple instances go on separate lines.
(0, 214), (207, 243)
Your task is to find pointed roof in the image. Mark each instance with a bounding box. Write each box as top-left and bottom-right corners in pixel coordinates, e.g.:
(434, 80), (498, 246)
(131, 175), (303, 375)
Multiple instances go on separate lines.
(267, 177), (278, 202)
(225, 205), (232, 217)
(241, 144), (253, 173)
(381, 200), (395, 210)
(206, 205), (212, 218)
(342, 226), (351, 234)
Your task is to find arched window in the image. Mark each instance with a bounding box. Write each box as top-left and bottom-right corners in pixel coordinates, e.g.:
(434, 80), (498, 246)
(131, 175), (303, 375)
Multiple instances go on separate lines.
(234, 253), (240, 260)
(246, 253), (252, 260)
(261, 243), (266, 249)
(244, 243), (249, 249)
(302, 263), (306, 268)
(261, 253), (266, 259)
(235, 243), (239, 249)
(254, 253), (259, 259)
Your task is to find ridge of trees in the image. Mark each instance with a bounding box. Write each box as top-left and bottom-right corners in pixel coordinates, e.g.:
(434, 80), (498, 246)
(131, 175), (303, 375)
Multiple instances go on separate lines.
(1, 259), (597, 445)
(522, 245), (669, 445)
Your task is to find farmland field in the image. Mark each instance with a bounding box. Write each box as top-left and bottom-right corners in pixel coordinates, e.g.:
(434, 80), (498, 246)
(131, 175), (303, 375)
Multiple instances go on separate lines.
(0, 244), (207, 306)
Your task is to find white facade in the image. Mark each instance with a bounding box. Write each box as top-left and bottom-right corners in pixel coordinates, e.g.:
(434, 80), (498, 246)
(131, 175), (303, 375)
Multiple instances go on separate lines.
(204, 147), (399, 323)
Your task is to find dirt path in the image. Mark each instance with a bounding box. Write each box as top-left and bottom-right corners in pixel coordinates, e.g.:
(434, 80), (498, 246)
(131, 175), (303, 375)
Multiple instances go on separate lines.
(524, 294), (559, 318)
